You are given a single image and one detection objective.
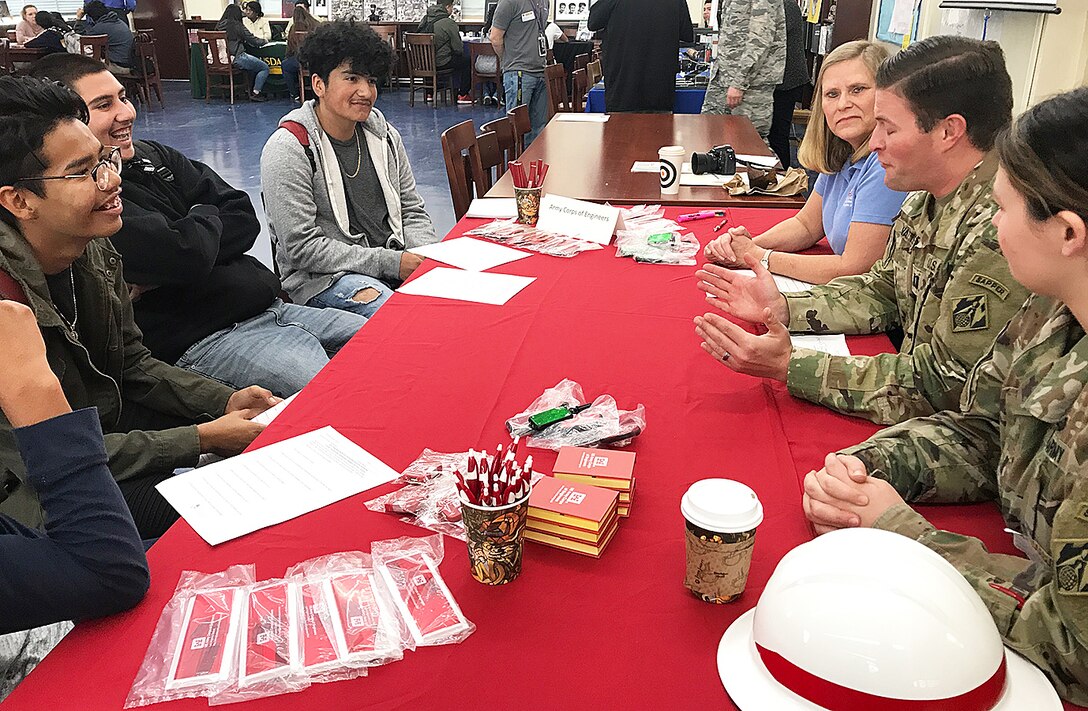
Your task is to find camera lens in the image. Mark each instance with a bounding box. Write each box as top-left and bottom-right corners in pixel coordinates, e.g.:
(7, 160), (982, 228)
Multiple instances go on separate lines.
(691, 152), (714, 175)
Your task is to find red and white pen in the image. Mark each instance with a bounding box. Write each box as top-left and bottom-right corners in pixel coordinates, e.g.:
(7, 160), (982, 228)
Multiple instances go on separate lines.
(677, 210), (726, 223)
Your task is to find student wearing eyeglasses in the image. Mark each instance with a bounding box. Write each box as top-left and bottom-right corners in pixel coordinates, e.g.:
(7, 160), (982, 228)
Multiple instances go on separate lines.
(0, 76), (279, 540)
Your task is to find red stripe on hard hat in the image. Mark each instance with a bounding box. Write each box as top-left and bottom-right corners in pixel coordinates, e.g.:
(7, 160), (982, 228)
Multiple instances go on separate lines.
(755, 643), (1007, 711)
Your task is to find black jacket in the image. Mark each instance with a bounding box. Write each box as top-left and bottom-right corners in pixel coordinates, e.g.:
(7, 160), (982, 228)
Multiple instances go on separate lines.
(114, 140), (280, 363)
(214, 17), (265, 57)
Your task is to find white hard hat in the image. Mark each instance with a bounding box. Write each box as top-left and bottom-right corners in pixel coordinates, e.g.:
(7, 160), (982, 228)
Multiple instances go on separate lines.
(717, 528), (1061, 710)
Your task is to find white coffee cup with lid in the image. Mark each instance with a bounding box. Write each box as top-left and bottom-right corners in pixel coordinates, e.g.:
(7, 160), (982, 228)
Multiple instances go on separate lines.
(659, 145), (685, 195)
(681, 479), (763, 603)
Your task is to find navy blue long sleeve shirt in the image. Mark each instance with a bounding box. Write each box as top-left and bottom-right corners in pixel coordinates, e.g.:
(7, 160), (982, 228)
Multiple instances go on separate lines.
(0, 408), (150, 634)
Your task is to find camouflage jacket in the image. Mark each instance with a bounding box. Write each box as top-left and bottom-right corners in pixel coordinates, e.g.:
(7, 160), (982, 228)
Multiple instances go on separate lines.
(710, 0), (785, 90)
(844, 295), (1088, 704)
(784, 153), (1029, 424)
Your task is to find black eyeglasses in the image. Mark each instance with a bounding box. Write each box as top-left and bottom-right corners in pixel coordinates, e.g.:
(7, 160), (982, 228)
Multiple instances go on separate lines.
(15, 146), (123, 192)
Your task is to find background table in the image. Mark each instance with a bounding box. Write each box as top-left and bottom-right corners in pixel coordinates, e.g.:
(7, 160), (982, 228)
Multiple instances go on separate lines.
(188, 41), (287, 99)
(7, 206), (1053, 710)
(586, 81), (706, 113)
(487, 113), (805, 209)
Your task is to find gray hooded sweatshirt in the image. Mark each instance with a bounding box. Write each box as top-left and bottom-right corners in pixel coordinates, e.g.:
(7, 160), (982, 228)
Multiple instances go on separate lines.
(260, 101), (438, 305)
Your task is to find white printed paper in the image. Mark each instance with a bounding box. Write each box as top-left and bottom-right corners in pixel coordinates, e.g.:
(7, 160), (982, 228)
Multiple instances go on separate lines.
(554, 113), (609, 123)
(157, 427), (400, 546)
(465, 198), (517, 219)
(252, 392), (299, 426)
(888, 0), (915, 35)
(791, 334), (851, 357)
(409, 237), (530, 272)
(397, 267), (536, 305)
(631, 161), (659, 173)
(731, 269), (815, 293)
(737, 153), (780, 169)
(536, 194), (622, 244)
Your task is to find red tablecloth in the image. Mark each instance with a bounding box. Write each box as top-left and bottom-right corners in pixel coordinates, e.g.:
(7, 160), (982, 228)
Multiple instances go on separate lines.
(6, 207), (1063, 710)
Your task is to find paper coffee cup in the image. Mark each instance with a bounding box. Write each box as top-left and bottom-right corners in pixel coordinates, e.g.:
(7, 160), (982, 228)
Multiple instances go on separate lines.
(680, 479), (763, 604)
(659, 145), (685, 195)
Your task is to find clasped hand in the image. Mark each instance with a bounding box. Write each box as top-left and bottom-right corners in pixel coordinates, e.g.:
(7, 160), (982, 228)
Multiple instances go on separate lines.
(802, 453), (905, 535)
(704, 226), (766, 268)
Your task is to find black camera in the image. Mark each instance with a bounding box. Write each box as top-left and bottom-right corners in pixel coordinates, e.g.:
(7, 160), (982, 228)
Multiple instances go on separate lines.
(690, 144), (736, 176)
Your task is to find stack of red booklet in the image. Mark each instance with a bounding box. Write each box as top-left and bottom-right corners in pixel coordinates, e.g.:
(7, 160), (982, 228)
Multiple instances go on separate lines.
(524, 476), (619, 558)
(552, 447), (635, 517)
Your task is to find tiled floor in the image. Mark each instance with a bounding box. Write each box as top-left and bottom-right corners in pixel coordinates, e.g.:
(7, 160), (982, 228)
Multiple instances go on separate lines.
(135, 80), (507, 267)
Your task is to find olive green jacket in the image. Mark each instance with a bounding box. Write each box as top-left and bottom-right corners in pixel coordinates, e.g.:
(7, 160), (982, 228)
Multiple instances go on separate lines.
(0, 222), (235, 528)
(846, 295), (1088, 704)
(784, 153), (1030, 425)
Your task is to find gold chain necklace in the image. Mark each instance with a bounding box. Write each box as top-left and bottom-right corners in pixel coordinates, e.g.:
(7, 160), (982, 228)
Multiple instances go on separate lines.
(344, 127), (362, 179)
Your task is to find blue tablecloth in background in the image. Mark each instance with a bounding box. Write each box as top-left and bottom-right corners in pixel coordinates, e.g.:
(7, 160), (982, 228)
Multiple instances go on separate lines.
(585, 81), (706, 113)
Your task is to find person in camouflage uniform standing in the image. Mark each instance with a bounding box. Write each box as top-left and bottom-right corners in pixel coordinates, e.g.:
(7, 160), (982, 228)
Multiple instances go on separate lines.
(701, 0), (785, 137)
(694, 36), (1029, 425)
(802, 86), (1088, 703)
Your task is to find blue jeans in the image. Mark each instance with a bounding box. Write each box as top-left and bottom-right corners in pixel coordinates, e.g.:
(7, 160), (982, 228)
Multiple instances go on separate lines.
(503, 71), (548, 145)
(176, 299), (366, 397)
(307, 273), (395, 319)
(283, 55), (301, 98)
(234, 52), (269, 93)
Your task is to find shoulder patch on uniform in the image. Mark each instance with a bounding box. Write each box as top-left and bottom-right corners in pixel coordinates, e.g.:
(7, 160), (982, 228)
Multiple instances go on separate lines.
(969, 273), (1011, 300)
(1044, 433), (1067, 464)
(952, 294), (989, 332)
(1055, 540), (1088, 594)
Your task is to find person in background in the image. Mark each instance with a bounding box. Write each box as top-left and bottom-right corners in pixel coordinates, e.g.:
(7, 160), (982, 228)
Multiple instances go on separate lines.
(101, 0), (135, 23)
(29, 53), (368, 397)
(261, 21), (438, 317)
(75, 1), (134, 70)
(0, 76), (277, 539)
(768, 0), (808, 169)
(695, 36), (1029, 426)
(286, 0), (316, 34)
(24, 11), (66, 55)
(15, 4), (42, 44)
(216, 3), (270, 102)
(705, 41), (904, 284)
(803, 86), (1088, 705)
(702, 0), (785, 138)
(703, 0), (713, 27)
(490, 0), (548, 144)
(544, 18), (566, 49)
(418, 0), (472, 104)
(243, 1), (273, 42)
(0, 300), (150, 703)
(588, 0), (693, 113)
(283, 2), (321, 103)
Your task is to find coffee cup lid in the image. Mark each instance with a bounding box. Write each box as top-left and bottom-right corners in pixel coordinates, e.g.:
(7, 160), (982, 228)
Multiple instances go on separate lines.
(659, 145), (685, 154)
(681, 479), (763, 533)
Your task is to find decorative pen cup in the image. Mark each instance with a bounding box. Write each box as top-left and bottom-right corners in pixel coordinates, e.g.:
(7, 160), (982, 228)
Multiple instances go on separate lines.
(461, 494), (530, 585)
(513, 186), (543, 226)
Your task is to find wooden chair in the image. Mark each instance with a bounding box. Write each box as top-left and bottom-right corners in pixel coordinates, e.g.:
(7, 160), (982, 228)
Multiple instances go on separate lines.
(197, 30), (248, 104)
(440, 120), (488, 221)
(481, 116), (519, 169)
(574, 52), (590, 73)
(370, 23), (399, 89)
(544, 62), (568, 118)
(404, 32), (453, 107)
(6, 30), (16, 42)
(133, 31), (164, 109)
(289, 30), (311, 100)
(586, 58), (602, 87)
(79, 34), (109, 63)
(476, 129), (503, 190)
(469, 41), (503, 106)
(507, 103), (530, 155)
(570, 67), (587, 113)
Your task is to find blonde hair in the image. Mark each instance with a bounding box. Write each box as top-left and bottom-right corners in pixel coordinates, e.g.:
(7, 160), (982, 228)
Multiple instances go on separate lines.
(798, 40), (890, 175)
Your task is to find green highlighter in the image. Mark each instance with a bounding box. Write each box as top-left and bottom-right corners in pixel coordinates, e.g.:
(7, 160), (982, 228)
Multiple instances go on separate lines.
(528, 403), (592, 431)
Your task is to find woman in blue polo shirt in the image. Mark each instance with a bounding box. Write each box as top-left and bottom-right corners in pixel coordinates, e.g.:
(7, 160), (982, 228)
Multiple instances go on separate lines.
(705, 41), (906, 284)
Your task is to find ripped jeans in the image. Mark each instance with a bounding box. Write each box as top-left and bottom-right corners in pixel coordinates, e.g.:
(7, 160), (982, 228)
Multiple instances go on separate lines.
(307, 273), (395, 319)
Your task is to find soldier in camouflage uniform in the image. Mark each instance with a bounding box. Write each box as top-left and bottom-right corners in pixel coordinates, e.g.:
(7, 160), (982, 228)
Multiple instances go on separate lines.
(694, 37), (1027, 425)
(802, 86), (1088, 703)
(702, 0), (785, 138)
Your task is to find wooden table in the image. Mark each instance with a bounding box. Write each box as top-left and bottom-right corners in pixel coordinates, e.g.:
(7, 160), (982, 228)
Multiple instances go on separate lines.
(8, 45), (47, 63)
(486, 113), (806, 209)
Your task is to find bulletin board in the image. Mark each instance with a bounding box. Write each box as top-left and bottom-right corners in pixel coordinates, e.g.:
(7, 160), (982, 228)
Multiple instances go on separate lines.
(876, 0), (922, 44)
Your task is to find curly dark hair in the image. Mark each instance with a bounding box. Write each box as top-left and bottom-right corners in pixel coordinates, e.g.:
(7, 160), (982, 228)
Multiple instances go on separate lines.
(0, 76), (89, 225)
(298, 20), (394, 87)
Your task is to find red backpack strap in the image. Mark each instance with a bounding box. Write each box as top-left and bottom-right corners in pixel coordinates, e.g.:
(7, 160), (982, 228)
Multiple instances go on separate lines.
(0, 269), (28, 306)
(280, 120), (316, 175)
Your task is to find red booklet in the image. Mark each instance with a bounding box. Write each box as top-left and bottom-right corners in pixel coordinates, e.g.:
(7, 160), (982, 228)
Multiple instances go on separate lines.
(553, 447), (635, 490)
(298, 581), (341, 673)
(528, 476), (618, 531)
(240, 581), (298, 686)
(524, 516), (620, 558)
(167, 587), (243, 690)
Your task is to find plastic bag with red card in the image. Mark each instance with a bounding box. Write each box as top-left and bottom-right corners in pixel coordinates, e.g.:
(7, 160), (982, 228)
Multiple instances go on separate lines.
(364, 472), (467, 540)
(464, 219), (604, 258)
(372, 534), (475, 646)
(286, 551), (410, 678)
(505, 379), (646, 450)
(125, 565), (254, 708)
(208, 579), (310, 705)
